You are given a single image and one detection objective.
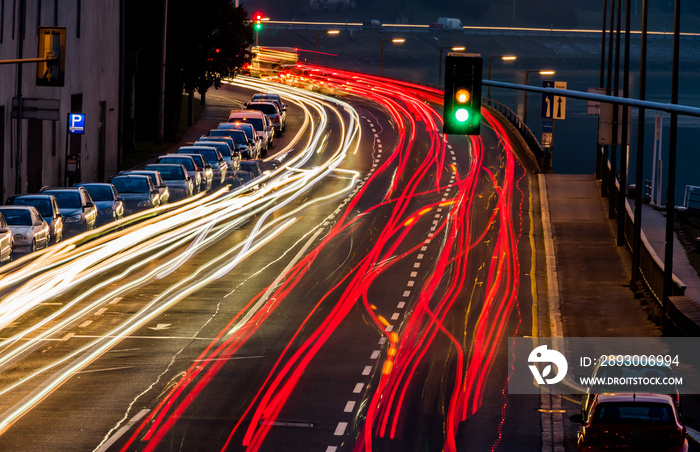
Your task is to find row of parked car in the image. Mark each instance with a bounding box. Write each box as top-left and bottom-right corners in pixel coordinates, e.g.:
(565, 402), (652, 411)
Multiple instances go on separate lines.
(0, 91), (287, 264)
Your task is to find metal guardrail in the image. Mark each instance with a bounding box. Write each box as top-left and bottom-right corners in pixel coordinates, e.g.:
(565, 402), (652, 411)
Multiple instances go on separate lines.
(683, 185), (700, 211)
(600, 147), (686, 307)
(482, 98), (548, 170)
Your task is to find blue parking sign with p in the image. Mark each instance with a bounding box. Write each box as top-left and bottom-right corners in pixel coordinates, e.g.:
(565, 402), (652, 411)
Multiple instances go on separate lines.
(68, 113), (85, 134)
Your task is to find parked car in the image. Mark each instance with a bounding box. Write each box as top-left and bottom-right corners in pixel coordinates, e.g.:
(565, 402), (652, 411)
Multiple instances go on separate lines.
(143, 163), (194, 201)
(168, 151), (211, 193)
(155, 154), (203, 194)
(233, 170), (257, 186)
(6, 193), (64, 243)
(212, 125), (259, 159)
(226, 110), (273, 152)
(571, 393), (689, 452)
(120, 170), (169, 205)
(239, 159), (263, 178)
(250, 93), (287, 112)
(108, 174), (160, 215)
(246, 100), (286, 133)
(73, 182), (124, 226)
(0, 213), (14, 263)
(193, 140), (240, 172)
(177, 146), (227, 188)
(197, 135), (238, 157)
(0, 206), (50, 253)
(40, 187), (97, 234)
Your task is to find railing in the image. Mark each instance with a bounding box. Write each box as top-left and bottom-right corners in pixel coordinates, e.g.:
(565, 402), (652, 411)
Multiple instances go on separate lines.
(683, 185), (700, 211)
(600, 147), (687, 307)
(483, 98), (548, 170)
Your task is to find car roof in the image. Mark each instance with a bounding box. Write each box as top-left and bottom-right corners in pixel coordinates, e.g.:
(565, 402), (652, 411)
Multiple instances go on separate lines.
(178, 146), (217, 151)
(112, 174), (150, 180)
(8, 193), (55, 199)
(122, 170), (162, 176)
(595, 393), (674, 404)
(0, 205), (37, 211)
(41, 187), (84, 193)
(159, 154), (196, 160)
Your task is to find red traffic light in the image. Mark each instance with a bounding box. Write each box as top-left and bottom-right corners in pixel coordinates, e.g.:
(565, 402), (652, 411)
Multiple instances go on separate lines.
(253, 12), (263, 21)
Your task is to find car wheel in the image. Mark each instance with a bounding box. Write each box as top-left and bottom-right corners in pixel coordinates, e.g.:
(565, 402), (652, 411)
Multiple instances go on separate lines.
(30, 238), (37, 253)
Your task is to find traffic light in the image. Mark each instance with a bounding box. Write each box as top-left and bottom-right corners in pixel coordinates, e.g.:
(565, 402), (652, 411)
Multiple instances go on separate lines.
(36, 26), (66, 87)
(443, 54), (482, 135)
(253, 12), (264, 31)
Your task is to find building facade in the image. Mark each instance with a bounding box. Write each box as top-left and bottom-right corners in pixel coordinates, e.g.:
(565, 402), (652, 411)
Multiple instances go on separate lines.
(0, 0), (120, 199)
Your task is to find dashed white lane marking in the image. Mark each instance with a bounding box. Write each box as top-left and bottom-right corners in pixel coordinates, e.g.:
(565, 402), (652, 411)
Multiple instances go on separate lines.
(61, 333), (74, 341)
(403, 290), (411, 297)
(95, 408), (150, 452)
(95, 308), (108, 316)
(378, 337), (387, 345)
(370, 350), (380, 359)
(421, 246), (428, 251)
(344, 401), (356, 412)
(109, 297), (123, 305)
(326, 447), (338, 452)
(385, 325), (393, 332)
(413, 262), (420, 268)
(397, 301), (405, 309)
(407, 281), (414, 287)
(334, 422), (348, 436)
(410, 271), (417, 277)
(362, 366), (372, 375)
(417, 254), (424, 260)
(353, 383), (365, 393)
(79, 320), (92, 328)
(391, 313), (400, 320)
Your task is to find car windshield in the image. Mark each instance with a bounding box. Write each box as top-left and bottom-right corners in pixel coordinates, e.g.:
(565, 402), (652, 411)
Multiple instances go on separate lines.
(129, 173), (158, 186)
(0, 209), (32, 226)
(49, 192), (82, 209)
(197, 150), (219, 163)
(11, 199), (52, 217)
(592, 402), (674, 425)
(146, 165), (184, 180)
(83, 185), (114, 201)
(160, 157), (194, 171)
(112, 178), (149, 193)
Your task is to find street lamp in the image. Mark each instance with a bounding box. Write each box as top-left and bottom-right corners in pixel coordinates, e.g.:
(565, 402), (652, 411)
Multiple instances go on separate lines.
(438, 46), (466, 85)
(316, 29), (339, 64)
(523, 69), (555, 125)
(487, 55), (517, 99)
(380, 38), (405, 76)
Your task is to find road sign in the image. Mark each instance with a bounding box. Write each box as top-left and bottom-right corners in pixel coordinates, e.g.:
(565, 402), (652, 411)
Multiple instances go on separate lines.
(553, 81), (567, 120)
(541, 81), (554, 119)
(542, 120), (553, 134)
(68, 113), (85, 134)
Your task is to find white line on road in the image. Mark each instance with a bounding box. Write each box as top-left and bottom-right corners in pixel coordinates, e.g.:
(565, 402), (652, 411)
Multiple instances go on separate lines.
(353, 383), (364, 393)
(95, 408), (150, 452)
(344, 401), (355, 412)
(334, 422), (348, 436)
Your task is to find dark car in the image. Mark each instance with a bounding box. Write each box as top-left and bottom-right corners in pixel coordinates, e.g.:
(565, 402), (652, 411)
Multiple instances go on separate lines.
(120, 170), (170, 205)
(155, 154), (203, 194)
(239, 160), (263, 178)
(250, 93), (287, 112)
(177, 146), (227, 188)
(208, 128), (258, 159)
(193, 140), (240, 172)
(143, 163), (194, 202)
(39, 187), (97, 234)
(246, 101), (286, 133)
(571, 393), (688, 452)
(73, 182), (125, 226)
(108, 175), (160, 215)
(6, 193), (64, 243)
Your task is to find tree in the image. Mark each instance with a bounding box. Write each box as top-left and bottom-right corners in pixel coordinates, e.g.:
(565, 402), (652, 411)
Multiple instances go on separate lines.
(164, 0), (254, 140)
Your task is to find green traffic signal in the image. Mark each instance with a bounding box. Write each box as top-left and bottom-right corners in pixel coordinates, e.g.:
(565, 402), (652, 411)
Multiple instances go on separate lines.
(443, 55), (482, 135)
(254, 22), (263, 31)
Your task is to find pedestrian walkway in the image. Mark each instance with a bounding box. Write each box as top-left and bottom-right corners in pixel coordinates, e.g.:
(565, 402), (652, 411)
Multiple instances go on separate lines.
(638, 202), (700, 303)
(543, 174), (661, 337)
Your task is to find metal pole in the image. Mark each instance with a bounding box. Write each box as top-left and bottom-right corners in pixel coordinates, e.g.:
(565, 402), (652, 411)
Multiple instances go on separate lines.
(523, 71), (530, 125)
(617, 0), (631, 246)
(632, 0), (648, 283)
(316, 31), (320, 65)
(438, 47), (444, 86)
(602, 0), (616, 197)
(15, 0), (26, 194)
(488, 57), (493, 99)
(597, 0), (608, 180)
(663, 0), (681, 307)
(609, 0), (621, 220)
(380, 39), (384, 76)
